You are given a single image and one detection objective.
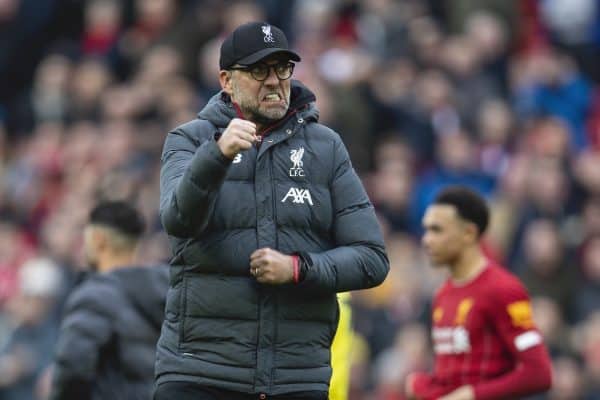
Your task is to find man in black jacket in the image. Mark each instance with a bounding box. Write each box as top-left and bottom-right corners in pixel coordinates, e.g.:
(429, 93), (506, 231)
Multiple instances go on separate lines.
(156, 22), (389, 400)
(49, 201), (169, 400)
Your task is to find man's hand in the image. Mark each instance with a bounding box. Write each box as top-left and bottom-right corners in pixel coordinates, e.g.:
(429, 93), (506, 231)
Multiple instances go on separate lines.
(217, 118), (257, 159)
(405, 373), (418, 400)
(438, 385), (475, 400)
(249, 248), (294, 284)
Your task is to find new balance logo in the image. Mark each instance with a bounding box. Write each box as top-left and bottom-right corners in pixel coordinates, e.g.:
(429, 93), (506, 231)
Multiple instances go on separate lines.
(281, 187), (313, 205)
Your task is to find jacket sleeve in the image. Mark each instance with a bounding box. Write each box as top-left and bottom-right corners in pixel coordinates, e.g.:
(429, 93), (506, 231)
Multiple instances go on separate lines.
(298, 136), (389, 294)
(472, 281), (552, 399)
(49, 282), (117, 400)
(159, 125), (232, 238)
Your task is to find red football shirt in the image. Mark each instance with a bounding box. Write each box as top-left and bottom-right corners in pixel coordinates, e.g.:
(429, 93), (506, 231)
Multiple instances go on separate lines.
(411, 263), (551, 399)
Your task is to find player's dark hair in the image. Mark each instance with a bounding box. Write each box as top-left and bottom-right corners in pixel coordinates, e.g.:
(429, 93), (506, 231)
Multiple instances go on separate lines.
(89, 200), (145, 238)
(434, 186), (489, 236)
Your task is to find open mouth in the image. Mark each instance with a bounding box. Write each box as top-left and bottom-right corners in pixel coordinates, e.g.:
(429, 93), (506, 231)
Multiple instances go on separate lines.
(262, 93), (282, 102)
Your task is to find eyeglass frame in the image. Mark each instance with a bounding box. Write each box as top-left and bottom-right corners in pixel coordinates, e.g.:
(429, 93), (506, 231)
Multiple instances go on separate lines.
(228, 61), (295, 81)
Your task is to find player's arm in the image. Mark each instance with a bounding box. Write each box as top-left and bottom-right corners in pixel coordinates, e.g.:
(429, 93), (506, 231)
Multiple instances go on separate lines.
(159, 123), (233, 238)
(406, 372), (453, 400)
(49, 282), (116, 400)
(462, 279), (552, 400)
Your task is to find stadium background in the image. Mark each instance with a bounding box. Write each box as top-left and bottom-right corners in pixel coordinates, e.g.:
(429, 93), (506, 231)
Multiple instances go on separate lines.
(1, 0), (600, 398)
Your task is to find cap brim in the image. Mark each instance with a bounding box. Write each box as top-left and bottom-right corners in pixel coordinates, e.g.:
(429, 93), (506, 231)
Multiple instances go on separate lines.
(237, 48), (301, 66)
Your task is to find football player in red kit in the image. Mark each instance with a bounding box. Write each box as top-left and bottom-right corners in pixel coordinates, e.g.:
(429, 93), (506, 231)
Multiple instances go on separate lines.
(405, 186), (552, 400)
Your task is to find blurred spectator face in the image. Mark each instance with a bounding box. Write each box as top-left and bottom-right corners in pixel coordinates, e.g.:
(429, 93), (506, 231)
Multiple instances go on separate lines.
(138, 45), (182, 84)
(580, 313), (600, 383)
(374, 137), (413, 170)
(40, 208), (85, 266)
(101, 84), (143, 120)
(372, 159), (412, 211)
(71, 58), (112, 106)
(499, 155), (529, 201)
(523, 219), (562, 272)
(368, 59), (415, 104)
(465, 12), (507, 62)
(157, 77), (197, 120)
(34, 54), (71, 93)
(526, 118), (570, 159)
(526, 158), (567, 212)
(478, 99), (512, 145)
(532, 49), (571, 86)
(582, 199), (600, 237)
(436, 131), (475, 172)
(548, 356), (584, 400)
(408, 16), (443, 65)
(415, 70), (452, 111)
(198, 38), (221, 90)
(442, 36), (480, 77)
(422, 204), (472, 266)
(531, 296), (563, 344)
(573, 150), (600, 196)
(0, 0), (19, 23)
(99, 120), (134, 169)
(85, 0), (121, 35)
(222, 1), (265, 34)
(135, 0), (176, 29)
(582, 236), (600, 282)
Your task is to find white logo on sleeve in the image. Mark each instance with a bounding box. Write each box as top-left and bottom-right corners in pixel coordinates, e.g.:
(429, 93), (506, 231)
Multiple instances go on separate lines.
(233, 154), (242, 164)
(262, 25), (275, 43)
(514, 331), (542, 351)
(282, 187), (313, 205)
(289, 147), (305, 177)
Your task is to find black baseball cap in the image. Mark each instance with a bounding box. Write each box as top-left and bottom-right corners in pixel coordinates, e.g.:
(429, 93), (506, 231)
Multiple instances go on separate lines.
(219, 22), (301, 70)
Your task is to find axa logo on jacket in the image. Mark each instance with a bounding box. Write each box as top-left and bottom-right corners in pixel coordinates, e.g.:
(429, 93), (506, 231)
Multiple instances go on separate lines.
(282, 187), (313, 205)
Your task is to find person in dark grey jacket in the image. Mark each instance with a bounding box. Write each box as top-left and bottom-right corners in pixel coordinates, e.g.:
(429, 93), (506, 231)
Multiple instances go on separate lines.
(156, 22), (389, 400)
(49, 201), (169, 400)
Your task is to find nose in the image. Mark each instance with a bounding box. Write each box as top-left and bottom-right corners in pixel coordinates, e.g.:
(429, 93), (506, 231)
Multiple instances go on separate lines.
(264, 66), (280, 85)
(422, 232), (431, 248)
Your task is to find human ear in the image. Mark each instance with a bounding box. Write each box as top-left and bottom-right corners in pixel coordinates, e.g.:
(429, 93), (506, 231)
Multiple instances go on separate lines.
(219, 70), (233, 95)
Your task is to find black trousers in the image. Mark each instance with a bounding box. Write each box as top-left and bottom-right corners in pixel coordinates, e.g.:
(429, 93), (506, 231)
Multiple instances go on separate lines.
(154, 381), (328, 400)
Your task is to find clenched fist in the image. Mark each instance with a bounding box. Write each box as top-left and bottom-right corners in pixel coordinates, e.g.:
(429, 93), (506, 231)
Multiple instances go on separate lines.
(249, 248), (294, 285)
(217, 118), (257, 159)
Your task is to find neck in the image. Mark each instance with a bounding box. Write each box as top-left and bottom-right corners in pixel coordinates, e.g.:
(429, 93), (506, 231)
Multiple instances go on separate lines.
(97, 251), (136, 273)
(449, 244), (487, 282)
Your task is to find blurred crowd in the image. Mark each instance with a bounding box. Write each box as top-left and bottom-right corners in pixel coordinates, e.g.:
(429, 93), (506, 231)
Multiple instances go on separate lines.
(1, 0), (600, 399)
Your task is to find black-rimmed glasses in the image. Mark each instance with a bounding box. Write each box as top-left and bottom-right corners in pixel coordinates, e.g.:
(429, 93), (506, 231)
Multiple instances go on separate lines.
(229, 62), (295, 81)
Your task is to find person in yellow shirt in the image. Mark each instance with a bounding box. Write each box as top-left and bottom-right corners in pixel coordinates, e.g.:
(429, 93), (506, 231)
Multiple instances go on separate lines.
(330, 292), (353, 400)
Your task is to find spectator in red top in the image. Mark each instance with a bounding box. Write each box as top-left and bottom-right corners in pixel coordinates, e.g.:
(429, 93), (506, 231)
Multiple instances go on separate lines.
(406, 185), (552, 400)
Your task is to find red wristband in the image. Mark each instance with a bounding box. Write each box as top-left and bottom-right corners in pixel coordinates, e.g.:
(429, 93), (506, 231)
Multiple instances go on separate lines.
(292, 255), (300, 284)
